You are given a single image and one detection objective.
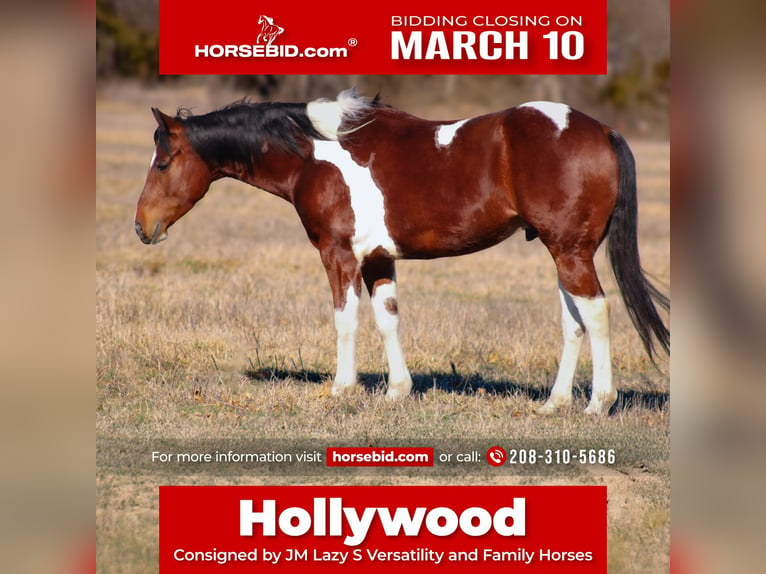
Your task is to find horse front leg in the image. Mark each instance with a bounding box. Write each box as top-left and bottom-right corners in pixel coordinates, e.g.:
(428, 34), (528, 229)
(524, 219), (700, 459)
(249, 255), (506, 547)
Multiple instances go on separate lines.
(320, 245), (362, 395)
(362, 254), (412, 399)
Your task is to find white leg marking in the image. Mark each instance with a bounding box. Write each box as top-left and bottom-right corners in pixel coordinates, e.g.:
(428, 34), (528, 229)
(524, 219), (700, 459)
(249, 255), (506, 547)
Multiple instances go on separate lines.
(537, 286), (585, 415)
(370, 281), (412, 399)
(435, 119), (469, 147)
(332, 285), (360, 395)
(575, 296), (615, 416)
(313, 140), (398, 261)
(518, 101), (571, 134)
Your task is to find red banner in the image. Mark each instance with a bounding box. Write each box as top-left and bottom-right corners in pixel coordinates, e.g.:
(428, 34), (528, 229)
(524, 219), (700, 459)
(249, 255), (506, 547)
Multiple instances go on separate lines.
(159, 0), (606, 75)
(159, 485), (606, 572)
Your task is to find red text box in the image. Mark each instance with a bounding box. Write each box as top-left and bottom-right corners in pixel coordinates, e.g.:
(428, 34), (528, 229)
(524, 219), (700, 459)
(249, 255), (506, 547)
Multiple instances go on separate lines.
(159, 0), (606, 75)
(159, 485), (606, 572)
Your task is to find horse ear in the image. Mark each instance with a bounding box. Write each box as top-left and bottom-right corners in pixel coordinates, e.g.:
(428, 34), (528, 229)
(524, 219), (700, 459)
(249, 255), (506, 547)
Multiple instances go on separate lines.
(151, 107), (167, 129)
(151, 108), (181, 133)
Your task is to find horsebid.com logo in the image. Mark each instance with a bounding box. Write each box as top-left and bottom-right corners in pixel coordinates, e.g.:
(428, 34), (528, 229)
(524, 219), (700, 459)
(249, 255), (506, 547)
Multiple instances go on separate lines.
(194, 14), (351, 59)
(256, 15), (284, 46)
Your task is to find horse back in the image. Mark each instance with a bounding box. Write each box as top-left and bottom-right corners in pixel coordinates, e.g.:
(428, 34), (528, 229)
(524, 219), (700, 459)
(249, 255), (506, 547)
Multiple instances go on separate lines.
(311, 104), (619, 260)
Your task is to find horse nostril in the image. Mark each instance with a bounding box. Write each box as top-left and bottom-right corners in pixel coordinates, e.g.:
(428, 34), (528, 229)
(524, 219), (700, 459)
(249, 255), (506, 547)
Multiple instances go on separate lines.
(135, 221), (152, 244)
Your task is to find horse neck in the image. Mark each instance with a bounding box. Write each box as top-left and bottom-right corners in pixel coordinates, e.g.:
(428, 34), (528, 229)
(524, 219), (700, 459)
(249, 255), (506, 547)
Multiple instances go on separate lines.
(212, 150), (305, 204)
(185, 104), (317, 204)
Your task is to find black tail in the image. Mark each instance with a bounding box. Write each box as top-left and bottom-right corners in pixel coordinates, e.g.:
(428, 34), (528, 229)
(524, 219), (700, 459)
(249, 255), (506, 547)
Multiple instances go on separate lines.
(606, 130), (670, 361)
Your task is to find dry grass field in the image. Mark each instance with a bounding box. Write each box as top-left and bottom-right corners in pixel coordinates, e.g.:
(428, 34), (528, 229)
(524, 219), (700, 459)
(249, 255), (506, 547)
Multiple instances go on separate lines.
(97, 84), (670, 573)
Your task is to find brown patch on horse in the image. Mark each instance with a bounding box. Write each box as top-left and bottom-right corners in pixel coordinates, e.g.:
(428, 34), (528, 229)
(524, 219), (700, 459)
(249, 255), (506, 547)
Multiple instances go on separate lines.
(319, 244), (361, 310)
(383, 297), (398, 315)
(295, 159), (356, 249)
(361, 247), (396, 296)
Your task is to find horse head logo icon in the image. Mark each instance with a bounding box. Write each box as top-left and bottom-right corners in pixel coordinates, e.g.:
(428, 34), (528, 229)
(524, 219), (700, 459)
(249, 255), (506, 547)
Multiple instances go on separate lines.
(257, 15), (285, 46)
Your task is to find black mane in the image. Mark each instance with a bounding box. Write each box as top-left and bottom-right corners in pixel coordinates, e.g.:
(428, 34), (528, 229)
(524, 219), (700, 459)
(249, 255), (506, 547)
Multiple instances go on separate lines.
(166, 101), (329, 171)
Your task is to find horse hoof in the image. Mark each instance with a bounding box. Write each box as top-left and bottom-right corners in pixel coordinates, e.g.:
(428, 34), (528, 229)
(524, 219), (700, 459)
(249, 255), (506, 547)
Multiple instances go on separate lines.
(583, 404), (603, 416)
(536, 397), (571, 415)
(385, 388), (409, 400)
(583, 395), (616, 416)
(331, 382), (356, 396)
(536, 401), (559, 415)
(385, 379), (412, 400)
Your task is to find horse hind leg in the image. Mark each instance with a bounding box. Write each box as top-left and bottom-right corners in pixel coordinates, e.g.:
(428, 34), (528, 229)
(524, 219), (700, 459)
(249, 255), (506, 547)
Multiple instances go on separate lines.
(578, 294), (615, 416)
(536, 281), (586, 414)
(542, 255), (616, 416)
(362, 255), (412, 399)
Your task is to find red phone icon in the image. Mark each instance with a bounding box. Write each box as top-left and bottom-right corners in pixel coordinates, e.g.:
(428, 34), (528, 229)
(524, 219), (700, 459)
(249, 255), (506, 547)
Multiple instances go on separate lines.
(486, 446), (507, 467)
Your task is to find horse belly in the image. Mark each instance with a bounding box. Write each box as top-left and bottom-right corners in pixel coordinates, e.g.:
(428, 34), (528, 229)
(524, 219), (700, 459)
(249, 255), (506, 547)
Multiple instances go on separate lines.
(388, 197), (522, 259)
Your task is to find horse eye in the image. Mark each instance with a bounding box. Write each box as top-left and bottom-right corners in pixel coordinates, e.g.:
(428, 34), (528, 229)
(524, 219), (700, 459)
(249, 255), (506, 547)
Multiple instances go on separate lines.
(156, 162), (169, 172)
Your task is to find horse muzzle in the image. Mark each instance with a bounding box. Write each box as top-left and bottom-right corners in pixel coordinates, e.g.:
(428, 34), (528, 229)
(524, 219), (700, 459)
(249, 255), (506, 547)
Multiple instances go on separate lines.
(135, 221), (168, 245)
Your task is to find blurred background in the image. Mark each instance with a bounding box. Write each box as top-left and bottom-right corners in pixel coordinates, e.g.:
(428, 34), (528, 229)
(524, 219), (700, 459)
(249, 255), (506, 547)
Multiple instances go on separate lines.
(672, 2), (766, 573)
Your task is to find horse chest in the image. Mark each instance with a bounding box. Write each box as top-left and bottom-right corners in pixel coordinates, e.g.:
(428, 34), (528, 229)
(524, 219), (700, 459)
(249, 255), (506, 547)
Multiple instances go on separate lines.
(312, 140), (399, 260)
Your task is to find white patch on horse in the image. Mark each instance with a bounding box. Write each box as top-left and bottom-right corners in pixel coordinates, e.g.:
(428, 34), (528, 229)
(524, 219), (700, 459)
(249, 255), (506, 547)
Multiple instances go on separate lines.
(519, 101), (571, 134)
(370, 281), (412, 398)
(435, 119), (469, 147)
(306, 90), (372, 140)
(313, 140), (398, 261)
(574, 294), (614, 415)
(149, 150), (157, 169)
(332, 284), (360, 394)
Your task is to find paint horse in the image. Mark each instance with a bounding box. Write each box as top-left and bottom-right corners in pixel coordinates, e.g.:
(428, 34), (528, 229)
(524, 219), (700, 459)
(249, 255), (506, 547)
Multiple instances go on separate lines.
(135, 90), (669, 416)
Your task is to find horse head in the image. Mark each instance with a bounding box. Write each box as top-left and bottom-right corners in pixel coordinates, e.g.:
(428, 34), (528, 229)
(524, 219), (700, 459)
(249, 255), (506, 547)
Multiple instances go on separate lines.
(134, 109), (213, 245)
